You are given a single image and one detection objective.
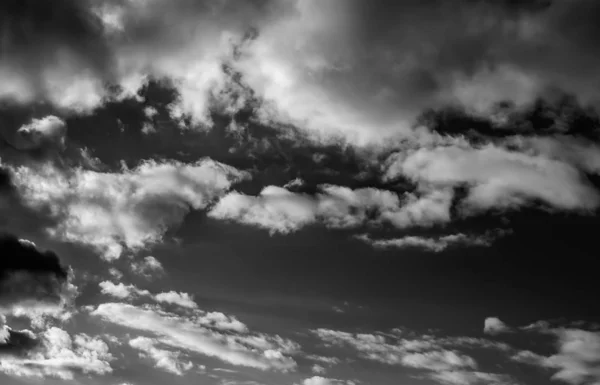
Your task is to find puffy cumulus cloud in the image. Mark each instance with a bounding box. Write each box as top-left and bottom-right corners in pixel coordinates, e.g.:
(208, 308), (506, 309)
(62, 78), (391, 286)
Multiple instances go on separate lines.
(385, 142), (600, 213)
(484, 317), (512, 335)
(131, 256), (164, 279)
(91, 302), (298, 371)
(12, 116), (67, 151)
(210, 183), (454, 235)
(129, 336), (193, 376)
(0, 326), (113, 380)
(99, 281), (149, 300)
(312, 328), (516, 385)
(153, 291), (197, 309)
(355, 232), (499, 252)
(0, 235), (77, 325)
(8, 158), (247, 259)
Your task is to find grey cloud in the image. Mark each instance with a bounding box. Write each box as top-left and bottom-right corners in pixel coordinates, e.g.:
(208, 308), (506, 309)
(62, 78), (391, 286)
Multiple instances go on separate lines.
(0, 234), (69, 309)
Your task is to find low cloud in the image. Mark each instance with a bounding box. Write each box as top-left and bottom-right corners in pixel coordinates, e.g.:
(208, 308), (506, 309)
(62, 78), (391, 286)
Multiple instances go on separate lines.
(497, 318), (600, 385)
(129, 336), (193, 376)
(313, 327), (516, 385)
(0, 235), (76, 325)
(8, 158), (248, 260)
(12, 116), (67, 151)
(91, 302), (298, 371)
(484, 317), (512, 335)
(355, 233), (499, 252)
(153, 291), (197, 309)
(131, 256), (164, 279)
(0, 326), (113, 380)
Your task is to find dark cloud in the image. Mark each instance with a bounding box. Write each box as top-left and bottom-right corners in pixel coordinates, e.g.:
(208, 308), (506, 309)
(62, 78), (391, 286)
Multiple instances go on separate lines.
(0, 234), (69, 307)
(417, 93), (600, 140)
(0, 327), (39, 357)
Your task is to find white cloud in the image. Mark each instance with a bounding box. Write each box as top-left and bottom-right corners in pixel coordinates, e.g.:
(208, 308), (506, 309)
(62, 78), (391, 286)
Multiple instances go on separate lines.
(91, 302), (297, 372)
(356, 233), (494, 252)
(209, 186), (318, 234)
(129, 336), (193, 376)
(386, 143), (600, 212)
(311, 364), (326, 374)
(210, 184), (457, 236)
(301, 376), (355, 385)
(9, 158), (247, 260)
(0, 327), (113, 380)
(313, 328), (515, 385)
(306, 355), (341, 366)
(13, 116), (67, 151)
(380, 188), (453, 229)
(429, 370), (515, 385)
(99, 281), (150, 299)
(132, 256), (165, 278)
(401, 351), (477, 372)
(535, 329), (600, 385)
(484, 317), (511, 335)
(154, 291), (197, 309)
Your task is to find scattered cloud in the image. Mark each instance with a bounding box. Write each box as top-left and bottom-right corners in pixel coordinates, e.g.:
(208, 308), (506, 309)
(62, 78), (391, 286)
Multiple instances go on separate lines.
(12, 116), (67, 151)
(91, 302), (298, 372)
(0, 326), (113, 380)
(484, 317), (512, 335)
(313, 327), (517, 385)
(99, 281), (149, 300)
(129, 336), (193, 376)
(8, 158), (248, 260)
(0, 235), (77, 326)
(301, 376), (355, 385)
(153, 291), (197, 309)
(355, 233), (496, 252)
(131, 256), (164, 279)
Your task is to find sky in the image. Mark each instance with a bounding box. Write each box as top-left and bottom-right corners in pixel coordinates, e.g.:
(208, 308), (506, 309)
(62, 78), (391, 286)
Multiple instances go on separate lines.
(1, 1), (600, 385)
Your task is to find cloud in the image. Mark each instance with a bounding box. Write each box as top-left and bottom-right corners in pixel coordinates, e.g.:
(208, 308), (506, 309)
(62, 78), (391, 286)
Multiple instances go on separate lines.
(311, 364), (326, 374)
(0, 326), (39, 356)
(507, 320), (600, 385)
(210, 184), (456, 236)
(386, 142), (600, 212)
(0, 326), (113, 380)
(12, 116), (67, 151)
(0, 0), (114, 111)
(99, 281), (149, 300)
(153, 291), (197, 309)
(129, 336), (193, 376)
(484, 317), (511, 335)
(0, 235), (76, 324)
(301, 376), (355, 385)
(91, 302), (298, 371)
(131, 256), (164, 278)
(401, 351), (477, 372)
(8, 158), (248, 259)
(313, 328), (516, 385)
(429, 370), (515, 385)
(355, 233), (496, 252)
(209, 186), (318, 234)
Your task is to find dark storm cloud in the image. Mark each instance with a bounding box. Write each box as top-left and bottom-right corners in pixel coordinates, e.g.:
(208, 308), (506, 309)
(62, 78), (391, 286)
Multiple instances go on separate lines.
(0, 234), (69, 307)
